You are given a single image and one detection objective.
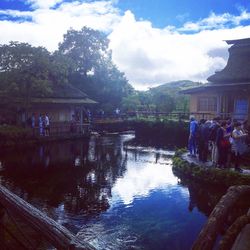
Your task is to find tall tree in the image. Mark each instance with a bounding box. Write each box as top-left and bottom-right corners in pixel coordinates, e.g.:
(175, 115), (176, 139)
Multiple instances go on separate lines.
(57, 27), (133, 110)
(58, 27), (109, 76)
(0, 42), (69, 115)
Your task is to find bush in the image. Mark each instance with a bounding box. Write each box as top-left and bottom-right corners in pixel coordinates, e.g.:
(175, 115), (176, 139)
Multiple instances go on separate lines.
(130, 120), (189, 148)
(172, 154), (250, 187)
(0, 125), (32, 146)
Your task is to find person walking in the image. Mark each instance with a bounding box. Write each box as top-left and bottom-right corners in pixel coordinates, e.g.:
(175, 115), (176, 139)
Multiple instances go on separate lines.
(231, 122), (248, 172)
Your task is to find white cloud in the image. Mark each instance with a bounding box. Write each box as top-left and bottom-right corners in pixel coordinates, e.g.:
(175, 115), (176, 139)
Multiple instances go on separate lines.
(0, 1), (121, 50)
(0, 1), (250, 89)
(26, 0), (64, 9)
(179, 10), (250, 32)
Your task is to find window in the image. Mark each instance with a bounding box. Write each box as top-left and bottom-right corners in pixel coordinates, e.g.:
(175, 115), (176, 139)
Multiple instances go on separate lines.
(234, 99), (248, 120)
(198, 96), (217, 112)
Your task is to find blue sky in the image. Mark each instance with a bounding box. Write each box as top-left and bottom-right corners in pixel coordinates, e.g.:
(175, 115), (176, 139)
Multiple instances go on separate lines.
(117, 0), (250, 28)
(0, 0), (250, 89)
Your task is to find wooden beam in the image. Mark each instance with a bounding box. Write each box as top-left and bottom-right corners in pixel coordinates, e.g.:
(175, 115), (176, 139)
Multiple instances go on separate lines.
(0, 185), (95, 250)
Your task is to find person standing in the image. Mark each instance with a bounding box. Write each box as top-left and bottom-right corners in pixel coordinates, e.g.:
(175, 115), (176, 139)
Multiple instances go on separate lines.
(188, 116), (198, 157)
(39, 114), (44, 136)
(231, 122), (248, 172)
(31, 113), (36, 135)
(197, 119), (210, 162)
(209, 117), (220, 167)
(44, 113), (50, 136)
(216, 121), (231, 168)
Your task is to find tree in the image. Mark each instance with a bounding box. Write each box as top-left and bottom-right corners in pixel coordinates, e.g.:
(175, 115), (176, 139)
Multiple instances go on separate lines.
(58, 27), (109, 76)
(0, 42), (69, 118)
(58, 27), (133, 109)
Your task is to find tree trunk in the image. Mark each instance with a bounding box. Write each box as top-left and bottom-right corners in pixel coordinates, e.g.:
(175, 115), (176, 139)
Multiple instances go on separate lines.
(192, 185), (250, 250)
(218, 214), (250, 250)
(0, 185), (95, 250)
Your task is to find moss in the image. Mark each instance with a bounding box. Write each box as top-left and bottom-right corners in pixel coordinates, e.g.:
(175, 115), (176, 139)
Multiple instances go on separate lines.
(172, 154), (250, 188)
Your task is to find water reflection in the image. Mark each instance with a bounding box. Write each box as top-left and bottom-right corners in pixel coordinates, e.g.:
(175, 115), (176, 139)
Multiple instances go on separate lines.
(0, 134), (222, 249)
(112, 157), (177, 205)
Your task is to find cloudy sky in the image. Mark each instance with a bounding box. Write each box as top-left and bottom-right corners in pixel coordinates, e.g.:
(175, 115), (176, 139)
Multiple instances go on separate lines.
(0, 0), (250, 90)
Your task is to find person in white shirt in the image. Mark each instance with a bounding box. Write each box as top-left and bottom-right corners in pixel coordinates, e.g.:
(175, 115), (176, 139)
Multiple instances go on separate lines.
(231, 122), (248, 172)
(44, 113), (50, 136)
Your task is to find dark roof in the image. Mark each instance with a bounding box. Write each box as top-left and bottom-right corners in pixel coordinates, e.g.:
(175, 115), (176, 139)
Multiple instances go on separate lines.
(35, 84), (88, 99)
(181, 82), (250, 94)
(225, 38), (250, 45)
(207, 37), (250, 83)
(0, 84), (97, 104)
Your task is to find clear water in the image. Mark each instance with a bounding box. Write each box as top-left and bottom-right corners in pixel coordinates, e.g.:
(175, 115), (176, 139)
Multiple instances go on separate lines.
(0, 134), (208, 250)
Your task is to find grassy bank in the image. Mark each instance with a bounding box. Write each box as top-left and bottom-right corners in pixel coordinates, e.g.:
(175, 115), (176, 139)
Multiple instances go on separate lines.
(172, 150), (250, 188)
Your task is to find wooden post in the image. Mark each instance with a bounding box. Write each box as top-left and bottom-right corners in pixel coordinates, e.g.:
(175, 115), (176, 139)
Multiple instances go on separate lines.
(192, 185), (250, 250)
(0, 185), (95, 250)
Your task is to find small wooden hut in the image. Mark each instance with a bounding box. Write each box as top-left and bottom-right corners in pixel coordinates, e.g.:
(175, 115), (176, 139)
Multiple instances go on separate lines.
(0, 84), (96, 131)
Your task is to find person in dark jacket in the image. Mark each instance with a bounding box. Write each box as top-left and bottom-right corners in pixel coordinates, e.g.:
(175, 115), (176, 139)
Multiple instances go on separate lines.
(197, 119), (210, 162)
(216, 121), (231, 168)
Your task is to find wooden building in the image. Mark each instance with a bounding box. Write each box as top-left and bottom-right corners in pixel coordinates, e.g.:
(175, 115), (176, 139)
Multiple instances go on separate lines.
(0, 84), (96, 132)
(182, 38), (250, 120)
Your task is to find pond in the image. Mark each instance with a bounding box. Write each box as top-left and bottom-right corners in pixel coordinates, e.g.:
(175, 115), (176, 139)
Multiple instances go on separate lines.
(0, 134), (217, 250)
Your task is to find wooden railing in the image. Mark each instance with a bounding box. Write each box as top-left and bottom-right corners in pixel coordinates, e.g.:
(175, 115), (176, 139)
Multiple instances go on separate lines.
(92, 111), (248, 123)
(0, 185), (95, 250)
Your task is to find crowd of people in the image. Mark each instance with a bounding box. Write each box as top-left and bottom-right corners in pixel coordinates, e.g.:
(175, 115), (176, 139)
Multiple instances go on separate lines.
(188, 116), (249, 172)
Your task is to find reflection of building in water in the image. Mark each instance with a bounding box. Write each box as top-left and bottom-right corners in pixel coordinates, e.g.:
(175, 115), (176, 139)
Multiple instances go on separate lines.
(0, 135), (129, 217)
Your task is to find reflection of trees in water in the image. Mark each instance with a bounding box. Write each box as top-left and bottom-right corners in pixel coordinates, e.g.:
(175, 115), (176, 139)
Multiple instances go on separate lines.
(179, 178), (250, 233)
(181, 180), (227, 216)
(0, 136), (128, 218)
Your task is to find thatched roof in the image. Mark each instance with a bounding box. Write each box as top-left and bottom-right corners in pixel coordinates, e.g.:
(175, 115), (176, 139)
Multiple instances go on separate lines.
(207, 38), (250, 83)
(0, 84), (97, 104)
(181, 82), (250, 94)
(35, 84), (88, 99)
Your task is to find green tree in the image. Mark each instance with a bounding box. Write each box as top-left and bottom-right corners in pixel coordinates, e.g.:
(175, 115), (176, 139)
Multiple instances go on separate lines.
(58, 27), (109, 76)
(58, 27), (133, 109)
(0, 42), (69, 117)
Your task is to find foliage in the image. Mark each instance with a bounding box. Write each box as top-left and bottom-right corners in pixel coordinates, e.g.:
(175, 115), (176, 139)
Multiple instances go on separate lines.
(130, 120), (189, 148)
(0, 42), (70, 111)
(172, 154), (250, 187)
(121, 80), (201, 113)
(0, 125), (32, 144)
(58, 27), (133, 108)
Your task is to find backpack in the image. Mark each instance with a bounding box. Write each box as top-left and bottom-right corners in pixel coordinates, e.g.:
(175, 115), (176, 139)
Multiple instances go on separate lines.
(209, 124), (219, 141)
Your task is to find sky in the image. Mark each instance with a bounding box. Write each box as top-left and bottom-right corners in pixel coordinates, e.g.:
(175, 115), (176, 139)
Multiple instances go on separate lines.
(0, 0), (250, 90)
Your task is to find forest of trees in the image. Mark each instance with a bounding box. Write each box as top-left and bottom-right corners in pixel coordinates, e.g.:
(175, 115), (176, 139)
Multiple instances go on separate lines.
(0, 27), (133, 115)
(0, 26), (198, 119)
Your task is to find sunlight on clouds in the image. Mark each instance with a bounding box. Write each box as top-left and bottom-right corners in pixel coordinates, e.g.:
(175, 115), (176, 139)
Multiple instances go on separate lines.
(0, 1), (250, 89)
